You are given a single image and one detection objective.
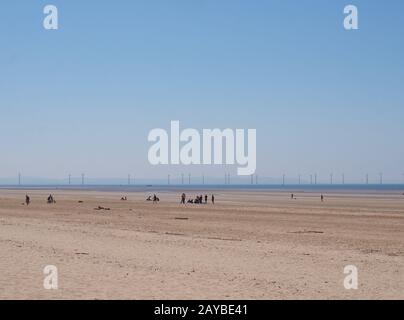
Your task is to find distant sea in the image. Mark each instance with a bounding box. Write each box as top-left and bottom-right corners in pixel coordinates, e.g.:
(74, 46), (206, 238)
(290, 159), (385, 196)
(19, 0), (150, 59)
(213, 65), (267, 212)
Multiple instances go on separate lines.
(1, 184), (404, 194)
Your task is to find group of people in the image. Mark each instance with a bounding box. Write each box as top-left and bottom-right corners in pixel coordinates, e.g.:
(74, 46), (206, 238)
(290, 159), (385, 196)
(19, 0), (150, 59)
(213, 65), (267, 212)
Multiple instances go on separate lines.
(144, 193), (215, 205)
(146, 194), (160, 203)
(181, 193), (215, 205)
(24, 194), (55, 205)
(290, 193), (325, 201)
(24, 191), (329, 208)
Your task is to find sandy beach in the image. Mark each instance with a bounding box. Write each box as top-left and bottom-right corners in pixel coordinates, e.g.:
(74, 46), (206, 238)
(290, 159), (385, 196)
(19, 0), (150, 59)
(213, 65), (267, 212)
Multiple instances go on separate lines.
(0, 188), (403, 300)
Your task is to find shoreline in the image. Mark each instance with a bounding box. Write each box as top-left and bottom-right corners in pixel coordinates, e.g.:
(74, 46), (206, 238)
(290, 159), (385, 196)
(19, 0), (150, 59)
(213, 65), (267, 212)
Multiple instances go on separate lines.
(1, 184), (404, 197)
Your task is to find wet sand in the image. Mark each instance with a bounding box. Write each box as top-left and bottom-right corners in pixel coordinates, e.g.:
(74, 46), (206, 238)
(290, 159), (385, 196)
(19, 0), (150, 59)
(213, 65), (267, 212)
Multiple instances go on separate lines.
(0, 188), (403, 299)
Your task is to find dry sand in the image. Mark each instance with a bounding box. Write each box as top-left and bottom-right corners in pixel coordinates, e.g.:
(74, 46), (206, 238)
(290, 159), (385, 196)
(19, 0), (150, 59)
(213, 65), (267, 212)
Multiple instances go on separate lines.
(0, 188), (403, 299)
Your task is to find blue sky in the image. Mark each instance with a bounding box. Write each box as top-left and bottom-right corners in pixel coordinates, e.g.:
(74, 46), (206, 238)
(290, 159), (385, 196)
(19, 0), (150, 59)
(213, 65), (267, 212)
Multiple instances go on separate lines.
(0, 0), (403, 183)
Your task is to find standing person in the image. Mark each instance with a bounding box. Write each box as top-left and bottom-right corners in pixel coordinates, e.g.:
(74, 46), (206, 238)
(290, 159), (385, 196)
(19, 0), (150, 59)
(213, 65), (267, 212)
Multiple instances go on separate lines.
(25, 194), (30, 206)
(181, 193), (186, 204)
(321, 194), (324, 202)
(204, 195), (208, 204)
(291, 193), (294, 199)
(211, 194), (215, 204)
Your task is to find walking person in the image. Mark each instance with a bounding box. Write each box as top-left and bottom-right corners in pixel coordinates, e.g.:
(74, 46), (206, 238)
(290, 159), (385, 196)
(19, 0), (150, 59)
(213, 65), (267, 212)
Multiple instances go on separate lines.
(181, 193), (186, 204)
(211, 194), (215, 204)
(25, 194), (30, 206)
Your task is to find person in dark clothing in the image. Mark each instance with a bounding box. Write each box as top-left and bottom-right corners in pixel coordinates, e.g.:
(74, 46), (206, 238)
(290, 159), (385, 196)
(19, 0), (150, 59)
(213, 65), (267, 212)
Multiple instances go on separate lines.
(211, 194), (215, 204)
(204, 195), (208, 204)
(181, 193), (186, 204)
(25, 195), (30, 206)
(47, 194), (53, 204)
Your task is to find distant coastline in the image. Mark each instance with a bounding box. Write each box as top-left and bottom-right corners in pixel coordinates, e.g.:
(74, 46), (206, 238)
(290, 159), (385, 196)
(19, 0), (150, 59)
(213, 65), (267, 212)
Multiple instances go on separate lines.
(1, 184), (404, 194)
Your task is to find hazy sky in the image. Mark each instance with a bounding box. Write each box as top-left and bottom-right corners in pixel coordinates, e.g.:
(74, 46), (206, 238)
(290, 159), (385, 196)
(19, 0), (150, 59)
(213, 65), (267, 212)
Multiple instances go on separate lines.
(1, 0), (403, 182)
